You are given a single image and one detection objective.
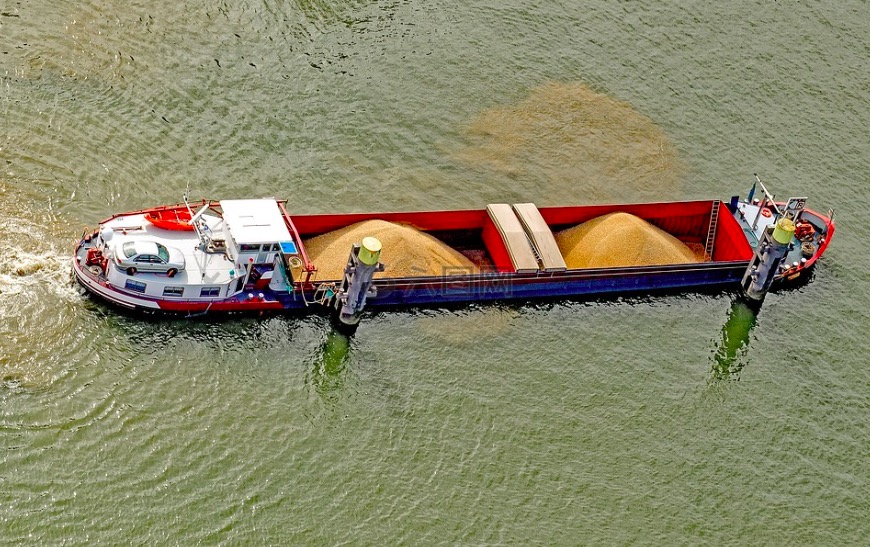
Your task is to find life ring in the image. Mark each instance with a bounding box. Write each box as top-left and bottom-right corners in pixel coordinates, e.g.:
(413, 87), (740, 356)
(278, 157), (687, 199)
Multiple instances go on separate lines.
(795, 220), (816, 240)
(288, 256), (303, 269)
(760, 207), (772, 218)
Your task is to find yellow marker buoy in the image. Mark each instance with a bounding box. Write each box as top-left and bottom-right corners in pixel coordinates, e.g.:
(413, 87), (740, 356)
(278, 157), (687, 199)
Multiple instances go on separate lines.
(358, 236), (382, 266)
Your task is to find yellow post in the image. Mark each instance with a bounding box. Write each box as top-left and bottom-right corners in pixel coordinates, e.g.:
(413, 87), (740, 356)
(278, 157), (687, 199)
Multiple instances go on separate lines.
(772, 218), (796, 245)
(358, 237), (382, 266)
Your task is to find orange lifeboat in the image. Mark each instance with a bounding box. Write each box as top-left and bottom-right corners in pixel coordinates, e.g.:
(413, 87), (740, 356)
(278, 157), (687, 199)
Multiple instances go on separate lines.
(144, 208), (195, 231)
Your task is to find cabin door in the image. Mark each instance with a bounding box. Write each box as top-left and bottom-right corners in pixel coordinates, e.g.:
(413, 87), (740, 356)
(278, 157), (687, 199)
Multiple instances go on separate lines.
(260, 243), (280, 265)
(256, 244), (270, 264)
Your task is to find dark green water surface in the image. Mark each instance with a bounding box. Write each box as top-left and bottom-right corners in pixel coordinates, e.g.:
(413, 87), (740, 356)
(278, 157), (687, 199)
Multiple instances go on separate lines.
(2, 1), (868, 543)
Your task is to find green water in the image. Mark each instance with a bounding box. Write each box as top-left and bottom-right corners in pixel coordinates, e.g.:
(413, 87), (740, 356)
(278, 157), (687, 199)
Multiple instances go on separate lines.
(2, 1), (868, 543)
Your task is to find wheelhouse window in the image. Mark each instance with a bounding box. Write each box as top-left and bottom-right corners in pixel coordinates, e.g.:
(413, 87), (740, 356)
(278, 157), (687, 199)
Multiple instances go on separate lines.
(200, 286), (221, 297)
(240, 244), (261, 252)
(163, 286), (184, 297)
(124, 279), (147, 293)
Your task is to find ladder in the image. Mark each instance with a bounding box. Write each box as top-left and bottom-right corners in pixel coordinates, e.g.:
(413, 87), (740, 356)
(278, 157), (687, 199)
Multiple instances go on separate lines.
(704, 200), (720, 260)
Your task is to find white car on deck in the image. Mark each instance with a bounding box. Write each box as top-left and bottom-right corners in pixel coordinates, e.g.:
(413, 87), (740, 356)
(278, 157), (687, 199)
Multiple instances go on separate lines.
(114, 240), (185, 276)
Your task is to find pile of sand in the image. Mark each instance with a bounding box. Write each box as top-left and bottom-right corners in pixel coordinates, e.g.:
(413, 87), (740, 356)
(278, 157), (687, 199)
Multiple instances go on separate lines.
(303, 219), (478, 280)
(555, 212), (700, 269)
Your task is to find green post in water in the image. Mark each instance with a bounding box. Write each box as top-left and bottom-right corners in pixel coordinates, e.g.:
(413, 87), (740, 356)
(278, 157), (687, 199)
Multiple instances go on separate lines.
(711, 299), (759, 380)
(358, 237), (382, 266)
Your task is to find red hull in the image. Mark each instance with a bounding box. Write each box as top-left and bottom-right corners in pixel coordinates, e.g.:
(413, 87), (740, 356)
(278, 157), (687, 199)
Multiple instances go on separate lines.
(73, 195), (833, 315)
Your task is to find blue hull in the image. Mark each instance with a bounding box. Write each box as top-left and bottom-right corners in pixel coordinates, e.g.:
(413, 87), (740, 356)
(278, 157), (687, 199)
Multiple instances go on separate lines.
(271, 261), (750, 311)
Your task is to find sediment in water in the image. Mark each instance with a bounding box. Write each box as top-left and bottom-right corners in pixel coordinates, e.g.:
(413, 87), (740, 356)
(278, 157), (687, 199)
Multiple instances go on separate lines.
(455, 82), (684, 203)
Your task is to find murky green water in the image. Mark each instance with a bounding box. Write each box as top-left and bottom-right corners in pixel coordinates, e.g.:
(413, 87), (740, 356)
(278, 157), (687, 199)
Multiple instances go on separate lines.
(2, 1), (868, 543)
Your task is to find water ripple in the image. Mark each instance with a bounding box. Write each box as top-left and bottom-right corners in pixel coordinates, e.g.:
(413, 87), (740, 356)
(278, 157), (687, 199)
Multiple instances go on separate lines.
(1, 0), (869, 544)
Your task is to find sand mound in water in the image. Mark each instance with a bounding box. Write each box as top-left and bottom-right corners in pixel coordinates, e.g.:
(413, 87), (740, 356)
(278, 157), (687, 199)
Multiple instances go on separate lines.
(455, 82), (684, 203)
(555, 212), (699, 269)
(304, 219), (478, 280)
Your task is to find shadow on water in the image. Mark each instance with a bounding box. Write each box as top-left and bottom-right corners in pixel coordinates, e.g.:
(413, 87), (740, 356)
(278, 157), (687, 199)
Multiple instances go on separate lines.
(710, 297), (760, 381)
(83, 300), (357, 405)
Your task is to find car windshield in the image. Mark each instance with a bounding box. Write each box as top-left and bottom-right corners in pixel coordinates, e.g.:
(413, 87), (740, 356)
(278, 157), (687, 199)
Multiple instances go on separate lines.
(156, 243), (169, 262)
(122, 241), (137, 259)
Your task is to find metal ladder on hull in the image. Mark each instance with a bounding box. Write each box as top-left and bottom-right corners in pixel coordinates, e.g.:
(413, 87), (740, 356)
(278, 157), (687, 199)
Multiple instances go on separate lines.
(704, 200), (720, 260)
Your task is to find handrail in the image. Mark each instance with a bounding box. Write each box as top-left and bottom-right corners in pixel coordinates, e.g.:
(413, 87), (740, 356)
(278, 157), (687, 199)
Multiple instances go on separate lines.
(97, 199), (211, 225)
(276, 201), (316, 274)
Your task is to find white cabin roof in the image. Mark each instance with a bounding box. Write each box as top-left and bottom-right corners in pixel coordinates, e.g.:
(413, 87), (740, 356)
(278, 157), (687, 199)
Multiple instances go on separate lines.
(220, 199), (292, 245)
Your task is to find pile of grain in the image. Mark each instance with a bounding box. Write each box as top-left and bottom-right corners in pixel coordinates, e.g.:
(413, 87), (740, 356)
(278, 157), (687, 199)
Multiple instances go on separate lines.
(555, 212), (699, 269)
(303, 219), (478, 280)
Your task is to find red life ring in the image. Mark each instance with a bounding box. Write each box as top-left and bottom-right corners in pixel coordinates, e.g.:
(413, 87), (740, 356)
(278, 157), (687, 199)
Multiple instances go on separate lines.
(761, 208), (772, 218)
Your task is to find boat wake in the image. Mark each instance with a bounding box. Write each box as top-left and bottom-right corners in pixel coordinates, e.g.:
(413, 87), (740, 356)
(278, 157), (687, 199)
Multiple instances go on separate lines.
(0, 191), (84, 390)
(0, 247), (67, 294)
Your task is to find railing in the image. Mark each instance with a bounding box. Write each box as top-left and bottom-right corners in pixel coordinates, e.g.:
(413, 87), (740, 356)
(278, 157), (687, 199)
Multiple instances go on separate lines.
(276, 201), (316, 278)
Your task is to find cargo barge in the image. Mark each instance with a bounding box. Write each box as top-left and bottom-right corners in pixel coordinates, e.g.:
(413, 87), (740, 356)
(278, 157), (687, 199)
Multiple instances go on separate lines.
(72, 177), (834, 326)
